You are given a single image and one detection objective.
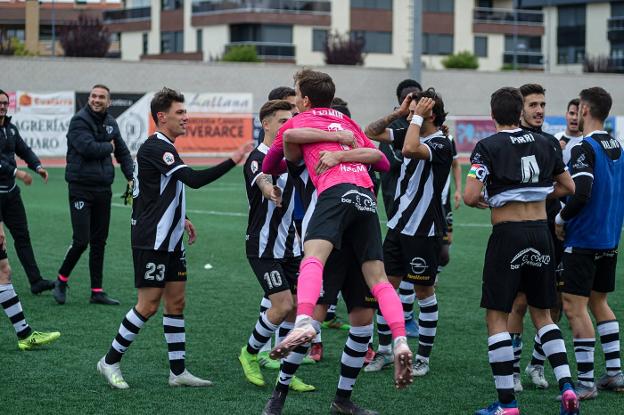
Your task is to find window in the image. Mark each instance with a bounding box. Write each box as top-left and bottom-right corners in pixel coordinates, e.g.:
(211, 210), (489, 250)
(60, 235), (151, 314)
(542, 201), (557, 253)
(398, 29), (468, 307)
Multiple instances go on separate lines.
(230, 24), (293, 44)
(351, 31), (392, 53)
(196, 29), (202, 52)
(132, 0), (150, 8)
(477, 0), (492, 8)
(161, 0), (182, 11)
(504, 35), (541, 53)
(350, 0), (392, 9)
(423, 34), (453, 55)
(423, 0), (453, 13)
(558, 4), (586, 27)
(142, 32), (148, 55)
(474, 36), (487, 57)
(557, 4), (585, 64)
(312, 29), (328, 52)
(5, 29), (25, 42)
(612, 2), (624, 17)
(161, 31), (183, 53)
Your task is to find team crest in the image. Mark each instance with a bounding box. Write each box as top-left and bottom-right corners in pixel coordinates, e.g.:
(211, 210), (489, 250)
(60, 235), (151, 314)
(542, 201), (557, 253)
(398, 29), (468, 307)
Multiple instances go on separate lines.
(251, 160), (258, 174)
(106, 125), (114, 135)
(163, 152), (175, 166)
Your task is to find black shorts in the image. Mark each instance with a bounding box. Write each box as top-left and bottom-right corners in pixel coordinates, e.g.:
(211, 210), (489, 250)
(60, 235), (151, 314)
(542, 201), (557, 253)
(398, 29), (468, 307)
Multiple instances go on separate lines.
(383, 229), (441, 286)
(0, 248), (6, 261)
(133, 249), (187, 288)
(318, 243), (377, 312)
(562, 249), (618, 297)
(304, 184), (383, 264)
(481, 221), (557, 313)
(248, 256), (301, 296)
(442, 209), (453, 245)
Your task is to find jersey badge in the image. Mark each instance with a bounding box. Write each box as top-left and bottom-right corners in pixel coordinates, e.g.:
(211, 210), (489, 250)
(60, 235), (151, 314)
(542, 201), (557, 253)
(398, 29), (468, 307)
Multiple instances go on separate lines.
(251, 160), (258, 174)
(163, 152), (175, 166)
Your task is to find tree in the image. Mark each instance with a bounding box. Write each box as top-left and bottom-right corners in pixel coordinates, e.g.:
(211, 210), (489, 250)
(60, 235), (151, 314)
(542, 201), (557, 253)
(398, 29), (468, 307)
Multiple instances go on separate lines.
(0, 29), (34, 56)
(442, 51), (479, 70)
(222, 45), (260, 62)
(324, 32), (365, 66)
(60, 14), (111, 57)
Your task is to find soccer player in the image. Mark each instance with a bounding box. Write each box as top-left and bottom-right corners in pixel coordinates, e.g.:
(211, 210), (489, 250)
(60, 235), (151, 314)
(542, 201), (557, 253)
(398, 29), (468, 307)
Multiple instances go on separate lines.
(260, 92), (392, 415)
(507, 83), (565, 391)
(464, 87), (579, 415)
(0, 89), (54, 295)
(555, 98), (583, 164)
(267, 70), (412, 390)
(557, 87), (624, 398)
(362, 89), (453, 377)
(96, 87), (252, 389)
(238, 99), (314, 392)
(0, 220), (60, 350)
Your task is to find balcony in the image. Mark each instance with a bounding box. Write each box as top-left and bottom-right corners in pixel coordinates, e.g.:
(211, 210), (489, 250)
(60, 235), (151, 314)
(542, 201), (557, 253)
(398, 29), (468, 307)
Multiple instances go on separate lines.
(503, 51), (544, 70)
(192, 0), (330, 14)
(192, 0), (330, 26)
(473, 7), (544, 36)
(608, 16), (624, 43)
(225, 41), (295, 62)
(103, 7), (151, 32)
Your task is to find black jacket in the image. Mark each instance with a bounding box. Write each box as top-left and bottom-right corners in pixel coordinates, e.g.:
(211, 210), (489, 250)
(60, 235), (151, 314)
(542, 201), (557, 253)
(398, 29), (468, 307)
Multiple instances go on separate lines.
(65, 105), (133, 189)
(0, 115), (42, 192)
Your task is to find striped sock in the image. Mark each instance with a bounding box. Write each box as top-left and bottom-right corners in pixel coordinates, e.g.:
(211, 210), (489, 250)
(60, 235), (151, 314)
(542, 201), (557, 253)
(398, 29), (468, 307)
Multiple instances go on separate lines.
(538, 324), (573, 390)
(259, 297), (273, 353)
(416, 294), (438, 361)
(574, 337), (595, 386)
(278, 321), (294, 345)
(0, 283), (32, 339)
(398, 280), (415, 321)
(598, 320), (621, 376)
(105, 307), (147, 364)
(375, 310), (392, 354)
(488, 332), (515, 405)
(247, 311), (279, 354)
(163, 314), (186, 375)
(530, 334), (546, 366)
(510, 333), (522, 375)
(336, 324), (373, 398)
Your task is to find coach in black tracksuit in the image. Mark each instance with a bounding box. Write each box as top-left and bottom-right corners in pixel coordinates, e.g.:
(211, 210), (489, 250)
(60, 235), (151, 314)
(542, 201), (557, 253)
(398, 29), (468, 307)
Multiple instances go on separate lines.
(0, 89), (54, 295)
(53, 85), (133, 305)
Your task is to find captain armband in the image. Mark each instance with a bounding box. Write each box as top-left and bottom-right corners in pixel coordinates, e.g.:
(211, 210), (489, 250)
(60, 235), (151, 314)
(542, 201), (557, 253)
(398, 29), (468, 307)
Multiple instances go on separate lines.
(467, 163), (489, 183)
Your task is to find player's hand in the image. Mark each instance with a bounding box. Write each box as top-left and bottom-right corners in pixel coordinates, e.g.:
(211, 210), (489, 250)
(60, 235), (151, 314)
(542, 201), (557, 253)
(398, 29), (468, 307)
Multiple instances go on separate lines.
(315, 150), (343, 175)
(185, 219), (197, 245)
(555, 223), (565, 241)
(454, 190), (461, 209)
(110, 139), (116, 153)
(476, 194), (489, 209)
(335, 130), (357, 148)
(269, 185), (282, 207)
(414, 97), (434, 118)
(36, 167), (48, 183)
(396, 93), (415, 117)
(231, 141), (255, 164)
(16, 170), (32, 186)
(121, 181), (133, 206)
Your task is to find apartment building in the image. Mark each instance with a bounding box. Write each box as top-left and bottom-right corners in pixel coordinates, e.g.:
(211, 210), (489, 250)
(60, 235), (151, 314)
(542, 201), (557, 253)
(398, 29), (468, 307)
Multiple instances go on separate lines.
(0, 0), (121, 56)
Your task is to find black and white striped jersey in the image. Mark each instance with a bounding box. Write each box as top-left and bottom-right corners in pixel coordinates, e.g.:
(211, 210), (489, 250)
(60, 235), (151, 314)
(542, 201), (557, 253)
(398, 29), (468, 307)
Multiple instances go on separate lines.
(131, 132), (187, 252)
(244, 143), (301, 259)
(441, 136), (458, 209)
(469, 128), (566, 208)
(386, 129), (453, 237)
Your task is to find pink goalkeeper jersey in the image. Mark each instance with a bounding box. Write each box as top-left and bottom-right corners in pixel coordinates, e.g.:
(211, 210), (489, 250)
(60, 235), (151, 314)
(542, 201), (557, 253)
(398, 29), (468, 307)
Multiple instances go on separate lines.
(271, 108), (375, 195)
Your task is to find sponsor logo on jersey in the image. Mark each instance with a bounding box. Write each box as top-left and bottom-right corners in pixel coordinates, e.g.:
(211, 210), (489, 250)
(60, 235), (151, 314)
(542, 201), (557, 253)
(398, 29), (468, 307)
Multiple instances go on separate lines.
(409, 257), (429, 275)
(510, 248), (551, 270)
(572, 153), (588, 170)
(340, 189), (376, 213)
(163, 152), (175, 166)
